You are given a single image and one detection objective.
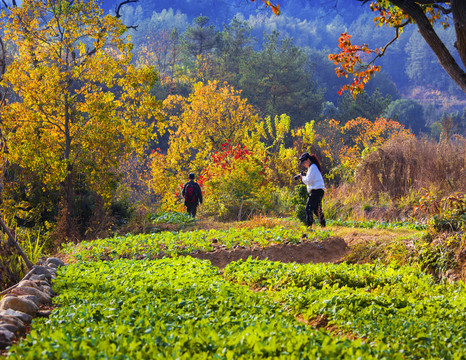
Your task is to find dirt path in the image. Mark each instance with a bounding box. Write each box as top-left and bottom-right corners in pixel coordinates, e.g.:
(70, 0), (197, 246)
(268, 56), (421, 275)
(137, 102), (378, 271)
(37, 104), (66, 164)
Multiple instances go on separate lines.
(189, 236), (349, 269)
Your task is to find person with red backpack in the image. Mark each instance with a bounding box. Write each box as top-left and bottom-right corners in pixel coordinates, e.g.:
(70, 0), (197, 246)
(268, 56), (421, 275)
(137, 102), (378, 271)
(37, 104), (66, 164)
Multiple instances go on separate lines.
(182, 173), (203, 218)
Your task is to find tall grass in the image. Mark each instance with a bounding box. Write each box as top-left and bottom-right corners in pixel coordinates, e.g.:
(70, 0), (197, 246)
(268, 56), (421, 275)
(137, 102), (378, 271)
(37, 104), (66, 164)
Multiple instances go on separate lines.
(355, 135), (465, 200)
(0, 227), (47, 290)
(15, 228), (46, 265)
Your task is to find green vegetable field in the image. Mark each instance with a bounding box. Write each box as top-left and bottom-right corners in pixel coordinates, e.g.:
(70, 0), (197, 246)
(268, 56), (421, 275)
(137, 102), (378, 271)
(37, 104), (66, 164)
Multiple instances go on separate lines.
(5, 224), (466, 359)
(61, 226), (333, 262)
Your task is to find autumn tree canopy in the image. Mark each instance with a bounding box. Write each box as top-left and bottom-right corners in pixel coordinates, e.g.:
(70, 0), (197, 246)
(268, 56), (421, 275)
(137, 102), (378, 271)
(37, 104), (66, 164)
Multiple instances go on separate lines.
(0, 0), (160, 238)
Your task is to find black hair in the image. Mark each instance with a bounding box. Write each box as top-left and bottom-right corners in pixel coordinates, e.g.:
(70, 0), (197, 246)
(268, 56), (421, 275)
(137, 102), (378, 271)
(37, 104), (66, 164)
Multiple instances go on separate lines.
(309, 154), (322, 173)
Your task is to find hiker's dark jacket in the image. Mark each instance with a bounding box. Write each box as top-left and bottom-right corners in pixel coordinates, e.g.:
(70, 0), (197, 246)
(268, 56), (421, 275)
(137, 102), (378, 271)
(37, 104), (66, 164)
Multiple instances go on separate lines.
(182, 180), (203, 206)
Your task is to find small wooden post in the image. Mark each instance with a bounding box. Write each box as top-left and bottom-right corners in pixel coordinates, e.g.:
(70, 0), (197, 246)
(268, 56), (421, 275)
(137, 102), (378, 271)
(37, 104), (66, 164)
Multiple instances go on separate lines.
(0, 214), (33, 269)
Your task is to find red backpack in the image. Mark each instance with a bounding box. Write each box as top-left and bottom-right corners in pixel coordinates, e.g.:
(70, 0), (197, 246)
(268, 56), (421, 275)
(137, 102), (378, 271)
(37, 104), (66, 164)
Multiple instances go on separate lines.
(184, 183), (197, 203)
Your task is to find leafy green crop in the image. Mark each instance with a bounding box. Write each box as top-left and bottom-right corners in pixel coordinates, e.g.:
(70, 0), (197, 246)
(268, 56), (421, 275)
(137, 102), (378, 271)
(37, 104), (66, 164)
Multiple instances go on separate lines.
(224, 258), (466, 359)
(15, 216), (458, 359)
(8, 258), (390, 359)
(328, 219), (427, 230)
(148, 212), (197, 225)
(62, 226), (333, 262)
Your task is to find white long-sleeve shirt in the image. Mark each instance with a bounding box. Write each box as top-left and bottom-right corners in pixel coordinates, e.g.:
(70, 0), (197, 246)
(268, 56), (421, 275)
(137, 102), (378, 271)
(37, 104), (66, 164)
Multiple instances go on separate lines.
(302, 163), (325, 192)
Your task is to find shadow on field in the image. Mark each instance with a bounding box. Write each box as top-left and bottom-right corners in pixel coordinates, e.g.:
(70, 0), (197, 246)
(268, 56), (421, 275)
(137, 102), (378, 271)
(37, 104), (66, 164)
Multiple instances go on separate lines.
(188, 237), (349, 269)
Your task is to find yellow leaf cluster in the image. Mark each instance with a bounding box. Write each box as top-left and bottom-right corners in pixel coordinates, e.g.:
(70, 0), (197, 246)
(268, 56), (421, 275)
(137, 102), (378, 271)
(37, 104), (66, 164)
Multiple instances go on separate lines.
(317, 117), (413, 182)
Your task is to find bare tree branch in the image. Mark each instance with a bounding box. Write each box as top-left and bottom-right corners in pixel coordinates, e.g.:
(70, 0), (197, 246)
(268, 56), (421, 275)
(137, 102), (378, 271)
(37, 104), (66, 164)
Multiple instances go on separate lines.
(115, 0), (138, 19)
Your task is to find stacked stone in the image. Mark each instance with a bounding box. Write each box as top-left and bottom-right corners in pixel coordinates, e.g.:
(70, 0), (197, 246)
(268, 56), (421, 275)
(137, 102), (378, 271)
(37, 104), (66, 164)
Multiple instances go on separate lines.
(0, 257), (64, 349)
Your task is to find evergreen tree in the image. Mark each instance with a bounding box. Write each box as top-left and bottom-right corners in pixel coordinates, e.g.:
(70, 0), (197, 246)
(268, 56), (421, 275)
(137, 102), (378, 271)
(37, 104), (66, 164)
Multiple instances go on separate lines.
(336, 90), (392, 123)
(383, 99), (427, 135)
(216, 17), (255, 87)
(239, 31), (323, 127)
(184, 15), (220, 58)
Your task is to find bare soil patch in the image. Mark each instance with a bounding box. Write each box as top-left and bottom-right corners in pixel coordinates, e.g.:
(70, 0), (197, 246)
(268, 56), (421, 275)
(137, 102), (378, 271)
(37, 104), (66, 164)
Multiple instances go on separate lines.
(189, 236), (349, 269)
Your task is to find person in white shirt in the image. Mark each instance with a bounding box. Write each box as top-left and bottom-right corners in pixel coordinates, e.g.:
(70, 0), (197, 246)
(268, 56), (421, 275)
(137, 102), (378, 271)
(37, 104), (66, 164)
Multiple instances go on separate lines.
(297, 152), (326, 228)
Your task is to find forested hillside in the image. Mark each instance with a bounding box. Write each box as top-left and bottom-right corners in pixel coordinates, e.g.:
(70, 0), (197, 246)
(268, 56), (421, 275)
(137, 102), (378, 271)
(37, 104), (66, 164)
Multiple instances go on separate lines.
(108, 0), (466, 111)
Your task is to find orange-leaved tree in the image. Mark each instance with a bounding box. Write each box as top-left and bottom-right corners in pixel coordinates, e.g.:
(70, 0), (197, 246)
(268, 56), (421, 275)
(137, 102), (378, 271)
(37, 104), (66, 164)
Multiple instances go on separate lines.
(251, 0), (280, 15)
(0, 0), (161, 239)
(331, 0), (466, 95)
(260, 0), (466, 95)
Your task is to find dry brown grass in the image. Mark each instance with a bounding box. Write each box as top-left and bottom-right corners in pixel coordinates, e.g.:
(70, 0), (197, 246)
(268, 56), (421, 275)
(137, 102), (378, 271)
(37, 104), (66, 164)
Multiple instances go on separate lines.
(355, 135), (465, 200)
(319, 135), (465, 223)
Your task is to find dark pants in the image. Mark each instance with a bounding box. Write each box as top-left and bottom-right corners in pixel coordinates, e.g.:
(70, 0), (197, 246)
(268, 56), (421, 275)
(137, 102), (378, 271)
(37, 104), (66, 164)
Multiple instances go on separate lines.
(306, 189), (326, 227)
(186, 203), (198, 218)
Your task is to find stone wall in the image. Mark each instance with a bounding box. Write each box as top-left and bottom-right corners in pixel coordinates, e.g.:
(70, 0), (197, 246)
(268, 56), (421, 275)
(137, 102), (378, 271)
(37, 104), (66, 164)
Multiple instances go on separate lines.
(0, 257), (64, 349)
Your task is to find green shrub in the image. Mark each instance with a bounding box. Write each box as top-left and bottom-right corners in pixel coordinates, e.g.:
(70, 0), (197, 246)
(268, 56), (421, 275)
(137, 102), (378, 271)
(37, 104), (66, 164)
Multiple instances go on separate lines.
(290, 184), (307, 224)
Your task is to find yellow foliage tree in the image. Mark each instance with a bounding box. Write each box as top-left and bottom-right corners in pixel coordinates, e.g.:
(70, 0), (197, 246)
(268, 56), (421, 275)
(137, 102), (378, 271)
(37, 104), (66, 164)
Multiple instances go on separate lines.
(152, 80), (260, 211)
(199, 113), (300, 219)
(151, 80), (297, 214)
(256, 114), (298, 187)
(0, 0), (160, 237)
(317, 117), (412, 182)
(163, 80), (259, 162)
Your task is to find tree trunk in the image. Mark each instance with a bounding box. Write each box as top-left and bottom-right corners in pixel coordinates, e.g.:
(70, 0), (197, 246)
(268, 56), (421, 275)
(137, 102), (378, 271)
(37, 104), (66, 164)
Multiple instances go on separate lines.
(390, 0), (466, 93)
(238, 196), (243, 221)
(60, 165), (78, 241)
(59, 93), (78, 241)
(453, 0), (466, 69)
